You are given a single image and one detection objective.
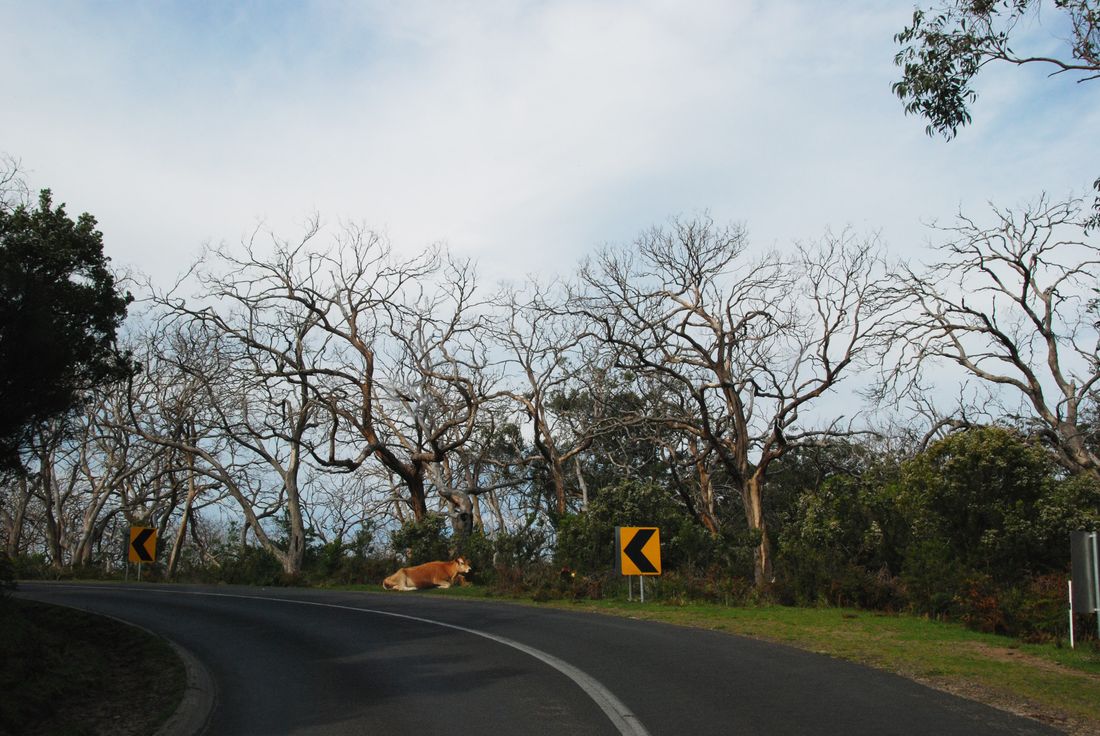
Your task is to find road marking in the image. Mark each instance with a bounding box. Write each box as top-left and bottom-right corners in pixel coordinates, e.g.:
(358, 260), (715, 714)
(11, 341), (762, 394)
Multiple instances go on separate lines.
(41, 585), (650, 736)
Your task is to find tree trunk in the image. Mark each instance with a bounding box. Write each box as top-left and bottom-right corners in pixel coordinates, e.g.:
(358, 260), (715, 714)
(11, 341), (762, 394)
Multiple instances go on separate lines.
(407, 472), (429, 521)
(284, 492), (306, 576)
(3, 476), (31, 558)
(166, 469), (199, 578)
(693, 451), (720, 535)
(574, 459), (589, 511)
(549, 456), (567, 515)
(743, 475), (773, 587)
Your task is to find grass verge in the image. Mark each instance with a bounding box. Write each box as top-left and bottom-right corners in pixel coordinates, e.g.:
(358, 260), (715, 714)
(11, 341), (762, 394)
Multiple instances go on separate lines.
(0, 596), (185, 736)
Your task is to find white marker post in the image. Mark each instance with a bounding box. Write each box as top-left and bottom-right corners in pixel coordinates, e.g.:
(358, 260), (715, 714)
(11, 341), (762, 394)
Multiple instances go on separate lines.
(1069, 579), (1075, 650)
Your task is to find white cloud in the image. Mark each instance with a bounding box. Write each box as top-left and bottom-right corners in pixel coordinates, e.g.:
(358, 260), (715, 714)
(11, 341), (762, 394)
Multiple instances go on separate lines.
(1, 0), (1096, 290)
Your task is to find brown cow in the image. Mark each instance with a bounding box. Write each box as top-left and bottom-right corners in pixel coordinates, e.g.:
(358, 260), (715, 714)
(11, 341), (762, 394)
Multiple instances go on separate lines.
(382, 558), (472, 591)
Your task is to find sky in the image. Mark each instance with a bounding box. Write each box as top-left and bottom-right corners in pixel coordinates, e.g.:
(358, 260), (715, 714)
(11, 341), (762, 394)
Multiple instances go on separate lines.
(1, 0), (1098, 290)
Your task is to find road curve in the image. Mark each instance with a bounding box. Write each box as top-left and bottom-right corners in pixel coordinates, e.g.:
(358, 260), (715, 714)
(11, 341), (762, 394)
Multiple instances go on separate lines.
(18, 583), (1058, 736)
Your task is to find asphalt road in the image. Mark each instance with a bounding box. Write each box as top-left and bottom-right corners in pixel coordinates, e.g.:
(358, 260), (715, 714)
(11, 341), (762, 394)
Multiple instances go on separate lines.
(17, 583), (1060, 736)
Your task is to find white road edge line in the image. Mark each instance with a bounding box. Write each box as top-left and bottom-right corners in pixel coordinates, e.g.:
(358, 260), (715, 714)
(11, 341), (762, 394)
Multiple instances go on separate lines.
(50, 585), (651, 736)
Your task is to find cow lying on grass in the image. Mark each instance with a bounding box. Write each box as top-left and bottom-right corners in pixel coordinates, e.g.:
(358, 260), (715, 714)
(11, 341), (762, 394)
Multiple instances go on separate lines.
(382, 558), (471, 591)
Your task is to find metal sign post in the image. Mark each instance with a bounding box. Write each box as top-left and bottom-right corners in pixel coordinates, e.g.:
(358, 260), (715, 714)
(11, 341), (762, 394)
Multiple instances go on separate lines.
(615, 527), (661, 603)
(1070, 531), (1100, 646)
(616, 528), (655, 602)
(1093, 532), (1100, 641)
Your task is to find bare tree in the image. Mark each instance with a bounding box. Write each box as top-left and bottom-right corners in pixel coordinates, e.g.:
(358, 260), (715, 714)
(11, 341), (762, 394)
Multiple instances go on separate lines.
(579, 217), (890, 586)
(139, 274), (324, 574)
(491, 279), (613, 514)
(887, 195), (1100, 478)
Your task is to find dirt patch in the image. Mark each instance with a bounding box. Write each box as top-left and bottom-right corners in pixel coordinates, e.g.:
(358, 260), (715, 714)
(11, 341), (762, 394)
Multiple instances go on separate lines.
(963, 642), (1100, 680)
(903, 642), (1100, 735)
(911, 673), (1087, 735)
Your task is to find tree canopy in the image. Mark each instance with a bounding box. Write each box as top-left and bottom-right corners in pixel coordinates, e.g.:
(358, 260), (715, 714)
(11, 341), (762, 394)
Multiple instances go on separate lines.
(893, 1), (1100, 140)
(893, 1), (1100, 226)
(0, 189), (132, 471)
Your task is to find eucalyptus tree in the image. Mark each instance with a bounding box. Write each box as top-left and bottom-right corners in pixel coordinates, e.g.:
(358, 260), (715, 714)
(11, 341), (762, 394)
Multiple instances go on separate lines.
(578, 217), (891, 586)
(137, 223), (343, 576)
(893, 1), (1100, 226)
(894, 0), (1099, 140)
(886, 195), (1100, 479)
(257, 229), (504, 535)
(370, 254), (498, 527)
(491, 279), (615, 515)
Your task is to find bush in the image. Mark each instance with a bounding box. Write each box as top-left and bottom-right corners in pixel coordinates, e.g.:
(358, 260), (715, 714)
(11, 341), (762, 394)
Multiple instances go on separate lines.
(777, 549), (903, 611)
(0, 552), (14, 596)
(217, 546), (285, 586)
(1009, 573), (1071, 642)
(389, 515), (451, 565)
(554, 480), (743, 575)
(9, 554), (47, 581)
(901, 539), (969, 617)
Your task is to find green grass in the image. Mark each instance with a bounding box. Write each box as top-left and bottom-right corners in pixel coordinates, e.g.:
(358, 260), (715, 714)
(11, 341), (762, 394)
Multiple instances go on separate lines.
(0, 596), (185, 736)
(365, 583), (1100, 732)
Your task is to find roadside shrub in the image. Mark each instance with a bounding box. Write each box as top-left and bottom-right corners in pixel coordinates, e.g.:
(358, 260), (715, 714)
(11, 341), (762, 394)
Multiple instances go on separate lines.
(217, 546), (284, 586)
(984, 573), (1070, 642)
(776, 548), (902, 611)
(654, 568), (756, 606)
(954, 572), (1006, 633)
(324, 554), (395, 587)
(389, 515), (450, 564)
(0, 552), (14, 596)
(555, 480), (738, 574)
(457, 530), (495, 585)
(9, 554), (47, 580)
(492, 525), (550, 567)
(901, 539), (969, 617)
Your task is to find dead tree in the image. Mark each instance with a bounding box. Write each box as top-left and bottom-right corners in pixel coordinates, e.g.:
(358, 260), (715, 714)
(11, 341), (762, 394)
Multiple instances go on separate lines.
(886, 195), (1100, 479)
(578, 217), (890, 586)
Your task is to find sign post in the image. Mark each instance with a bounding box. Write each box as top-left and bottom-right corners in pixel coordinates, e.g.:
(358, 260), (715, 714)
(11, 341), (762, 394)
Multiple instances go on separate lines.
(1070, 531), (1100, 647)
(615, 527), (661, 603)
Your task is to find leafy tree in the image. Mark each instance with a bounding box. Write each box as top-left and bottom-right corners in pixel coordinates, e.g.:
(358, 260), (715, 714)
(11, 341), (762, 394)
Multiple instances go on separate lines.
(0, 190), (131, 471)
(389, 515), (451, 564)
(555, 480), (735, 574)
(893, 1), (1100, 139)
(893, 1), (1100, 228)
(887, 196), (1100, 479)
(891, 426), (1074, 581)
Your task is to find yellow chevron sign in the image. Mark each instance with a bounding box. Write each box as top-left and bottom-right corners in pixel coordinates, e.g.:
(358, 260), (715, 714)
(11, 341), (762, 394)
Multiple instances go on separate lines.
(129, 527), (157, 563)
(616, 527), (661, 576)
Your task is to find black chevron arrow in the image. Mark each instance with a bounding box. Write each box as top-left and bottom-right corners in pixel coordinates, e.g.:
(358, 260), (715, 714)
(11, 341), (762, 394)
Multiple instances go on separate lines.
(131, 528), (155, 562)
(623, 528), (658, 574)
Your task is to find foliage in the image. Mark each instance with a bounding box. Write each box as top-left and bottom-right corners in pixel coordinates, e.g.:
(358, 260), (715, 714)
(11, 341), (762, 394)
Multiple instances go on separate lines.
(773, 426), (1100, 638)
(893, 1), (1100, 139)
(893, 2), (1100, 225)
(216, 545), (286, 586)
(0, 190), (132, 471)
(893, 426), (1076, 581)
(554, 480), (752, 575)
(0, 552), (14, 597)
(389, 515), (452, 565)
